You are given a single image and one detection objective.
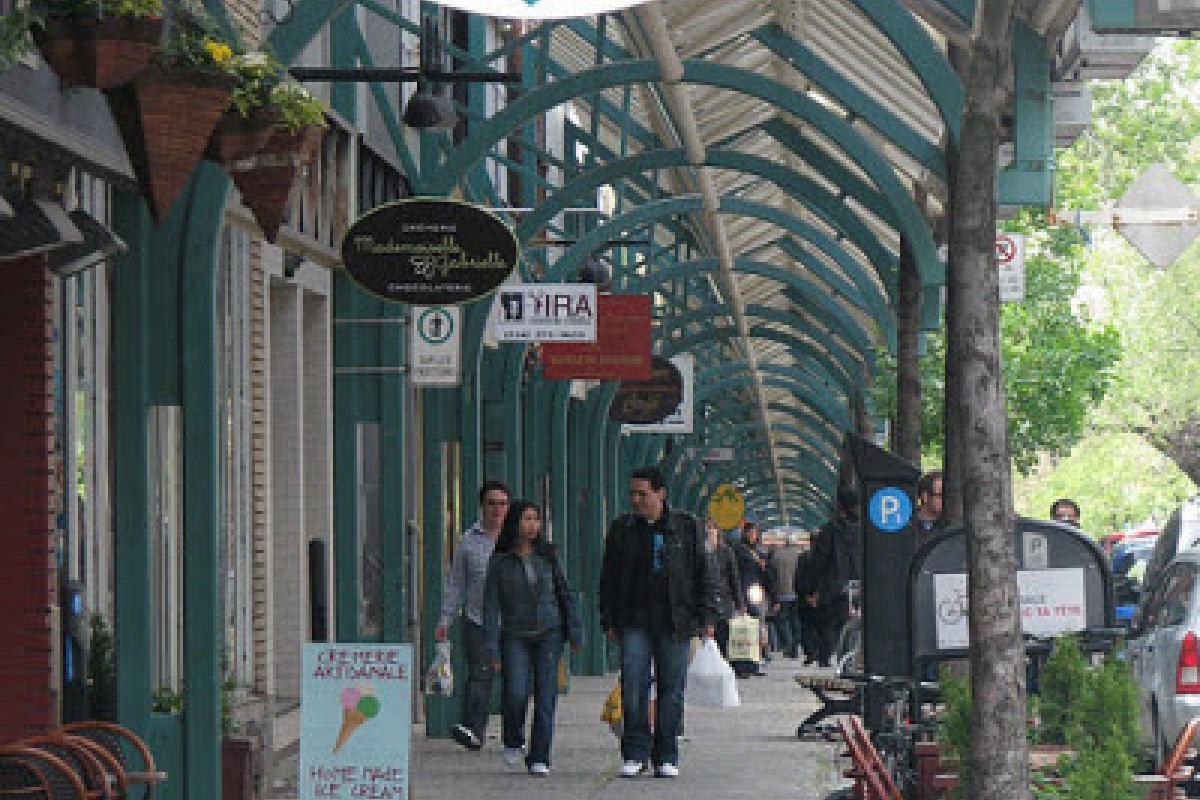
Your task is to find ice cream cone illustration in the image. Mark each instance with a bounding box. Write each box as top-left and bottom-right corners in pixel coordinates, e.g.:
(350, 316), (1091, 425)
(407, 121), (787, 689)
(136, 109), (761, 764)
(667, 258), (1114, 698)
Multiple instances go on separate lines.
(333, 684), (381, 753)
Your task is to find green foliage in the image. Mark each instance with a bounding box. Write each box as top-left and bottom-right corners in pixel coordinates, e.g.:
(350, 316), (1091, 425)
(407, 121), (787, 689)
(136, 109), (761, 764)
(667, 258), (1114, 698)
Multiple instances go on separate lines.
(913, 209), (1121, 472)
(156, 3), (235, 76)
(268, 83), (326, 131)
(1014, 432), (1193, 535)
(33, 0), (163, 20)
(0, 12), (33, 72)
(86, 614), (117, 721)
(226, 50), (326, 131)
(1038, 636), (1089, 746)
(938, 638), (1141, 799)
(151, 686), (183, 714)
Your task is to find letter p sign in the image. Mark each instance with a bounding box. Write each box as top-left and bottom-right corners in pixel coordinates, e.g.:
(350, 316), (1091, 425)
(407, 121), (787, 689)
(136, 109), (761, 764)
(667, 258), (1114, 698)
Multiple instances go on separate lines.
(869, 488), (913, 533)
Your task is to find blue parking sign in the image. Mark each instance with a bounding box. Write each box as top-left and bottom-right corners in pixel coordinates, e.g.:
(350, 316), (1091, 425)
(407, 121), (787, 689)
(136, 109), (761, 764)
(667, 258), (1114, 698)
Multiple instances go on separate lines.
(869, 488), (912, 533)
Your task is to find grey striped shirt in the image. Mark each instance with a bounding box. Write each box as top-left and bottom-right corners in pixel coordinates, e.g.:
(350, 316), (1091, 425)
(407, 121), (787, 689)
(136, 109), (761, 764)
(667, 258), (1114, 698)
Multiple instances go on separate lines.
(439, 523), (497, 627)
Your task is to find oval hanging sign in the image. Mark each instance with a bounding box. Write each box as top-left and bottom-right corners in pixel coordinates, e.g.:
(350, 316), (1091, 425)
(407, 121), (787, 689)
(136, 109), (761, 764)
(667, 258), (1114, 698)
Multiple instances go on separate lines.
(609, 356), (683, 424)
(427, 0), (656, 19)
(341, 198), (518, 305)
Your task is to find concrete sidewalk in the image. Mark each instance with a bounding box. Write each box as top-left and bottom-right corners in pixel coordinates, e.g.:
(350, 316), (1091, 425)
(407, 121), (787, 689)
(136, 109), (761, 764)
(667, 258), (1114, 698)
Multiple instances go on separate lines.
(409, 659), (851, 800)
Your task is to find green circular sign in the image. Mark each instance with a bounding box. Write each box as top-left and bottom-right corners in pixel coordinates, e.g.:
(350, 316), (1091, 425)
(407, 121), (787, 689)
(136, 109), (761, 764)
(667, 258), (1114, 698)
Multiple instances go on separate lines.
(417, 307), (455, 345)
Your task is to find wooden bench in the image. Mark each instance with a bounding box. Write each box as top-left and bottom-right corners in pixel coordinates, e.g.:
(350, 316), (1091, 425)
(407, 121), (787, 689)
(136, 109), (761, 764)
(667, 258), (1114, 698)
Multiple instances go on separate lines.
(795, 674), (862, 737)
(837, 716), (903, 800)
(1134, 716), (1200, 800)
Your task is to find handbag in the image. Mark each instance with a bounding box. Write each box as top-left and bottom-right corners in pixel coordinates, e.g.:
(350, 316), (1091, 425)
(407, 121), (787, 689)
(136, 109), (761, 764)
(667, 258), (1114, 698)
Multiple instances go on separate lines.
(685, 639), (740, 708)
(727, 613), (760, 662)
(425, 641), (454, 696)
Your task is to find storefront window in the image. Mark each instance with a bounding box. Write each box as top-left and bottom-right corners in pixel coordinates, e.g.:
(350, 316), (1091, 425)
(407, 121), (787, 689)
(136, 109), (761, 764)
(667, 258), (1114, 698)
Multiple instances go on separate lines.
(147, 406), (184, 692)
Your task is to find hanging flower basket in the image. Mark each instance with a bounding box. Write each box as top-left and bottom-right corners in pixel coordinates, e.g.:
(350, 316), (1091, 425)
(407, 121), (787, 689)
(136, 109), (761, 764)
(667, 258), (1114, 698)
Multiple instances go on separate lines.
(33, 15), (163, 90)
(228, 124), (323, 242)
(105, 64), (235, 221)
(204, 106), (283, 164)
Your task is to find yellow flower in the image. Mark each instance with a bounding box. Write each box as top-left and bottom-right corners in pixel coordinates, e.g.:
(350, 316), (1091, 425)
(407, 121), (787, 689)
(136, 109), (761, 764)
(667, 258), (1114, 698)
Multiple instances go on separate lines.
(203, 40), (234, 65)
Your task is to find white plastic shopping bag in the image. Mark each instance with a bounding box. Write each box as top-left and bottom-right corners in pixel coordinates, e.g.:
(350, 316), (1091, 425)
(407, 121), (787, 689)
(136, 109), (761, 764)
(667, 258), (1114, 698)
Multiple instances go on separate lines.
(426, 641), (454, 696)
(685, 639), (740, 708)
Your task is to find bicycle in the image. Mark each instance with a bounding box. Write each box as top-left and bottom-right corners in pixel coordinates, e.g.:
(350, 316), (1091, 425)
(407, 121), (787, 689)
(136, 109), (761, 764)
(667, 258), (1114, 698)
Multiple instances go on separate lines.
(847, 674), (939, 800)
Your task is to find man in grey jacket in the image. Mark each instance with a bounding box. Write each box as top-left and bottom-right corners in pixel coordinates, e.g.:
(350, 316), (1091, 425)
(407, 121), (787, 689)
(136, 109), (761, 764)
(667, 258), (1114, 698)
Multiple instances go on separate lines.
(436, 480), (510, 750)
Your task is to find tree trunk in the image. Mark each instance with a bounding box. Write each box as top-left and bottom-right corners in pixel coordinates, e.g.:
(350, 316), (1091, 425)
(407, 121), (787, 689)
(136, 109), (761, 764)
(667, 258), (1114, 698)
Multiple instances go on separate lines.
(1148, 417), (1200, 487)
(895, 238), (922, 465)
(950, 2), (1030, 799)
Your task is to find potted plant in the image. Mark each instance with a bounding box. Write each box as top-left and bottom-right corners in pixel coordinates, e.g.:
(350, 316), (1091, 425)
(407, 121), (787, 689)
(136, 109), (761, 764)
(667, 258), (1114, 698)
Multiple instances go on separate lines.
(103, 2), (236, 221)
(204, 51), (282, 164)
(30, 0), (164, 90)
(226, 79), (327, 241)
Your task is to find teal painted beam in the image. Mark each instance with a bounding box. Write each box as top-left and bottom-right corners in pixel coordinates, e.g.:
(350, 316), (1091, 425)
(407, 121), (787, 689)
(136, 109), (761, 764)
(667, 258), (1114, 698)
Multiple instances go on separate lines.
(430, 58), (942, 290)
(843, 0), (965, 148)
(269, 0), (356, 69)
(751, 24), (946, 181)
(1085, 0), (1138, 30)
(998, 20), (1054, 206)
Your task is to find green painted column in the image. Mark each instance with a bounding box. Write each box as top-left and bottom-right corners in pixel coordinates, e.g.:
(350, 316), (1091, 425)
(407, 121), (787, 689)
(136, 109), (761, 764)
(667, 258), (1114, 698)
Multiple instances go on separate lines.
(422, 390), (452, 736)
(177, 165), (228, 800)
(566, 397), (587, 674)
(110, 189), (152, 740)
(584, 386), (617, 675)
(502, 349), (523, 490)
(380, 301), (407, 643)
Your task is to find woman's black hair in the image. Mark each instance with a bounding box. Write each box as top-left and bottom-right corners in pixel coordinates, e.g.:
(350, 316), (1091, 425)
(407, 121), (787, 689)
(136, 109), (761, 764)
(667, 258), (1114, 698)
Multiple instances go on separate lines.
(495, 500), (554, 558)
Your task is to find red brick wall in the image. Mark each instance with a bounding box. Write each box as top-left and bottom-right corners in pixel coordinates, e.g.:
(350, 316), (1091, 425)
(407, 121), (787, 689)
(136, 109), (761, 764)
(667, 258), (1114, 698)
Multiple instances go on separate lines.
(0, 256), (57, 742)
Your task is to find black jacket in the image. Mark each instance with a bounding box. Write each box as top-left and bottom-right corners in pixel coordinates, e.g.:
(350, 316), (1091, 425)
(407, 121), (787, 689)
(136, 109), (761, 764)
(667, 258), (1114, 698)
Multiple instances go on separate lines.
(482, 544), (583, 662)
(598, 508), (721, 636)
(710, 541), (743, 619)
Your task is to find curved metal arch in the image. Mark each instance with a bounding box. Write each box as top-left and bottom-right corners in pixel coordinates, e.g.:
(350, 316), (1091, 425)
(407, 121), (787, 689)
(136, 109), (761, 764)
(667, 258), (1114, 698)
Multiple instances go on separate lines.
(513, 147), (891, 330)
(688, 358), (852, 433)
(431, 59), (941, 287)
(640, 258), (876, 361)
(691, 369), (849, 450)
(668, 305), (858, 395)
(843, 0), (965, 147)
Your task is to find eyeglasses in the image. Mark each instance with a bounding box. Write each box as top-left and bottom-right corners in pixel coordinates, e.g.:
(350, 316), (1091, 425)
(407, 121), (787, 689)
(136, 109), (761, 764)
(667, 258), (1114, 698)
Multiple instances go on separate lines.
(485, 499), (510, 507)
(1054, 515), (1079, 525)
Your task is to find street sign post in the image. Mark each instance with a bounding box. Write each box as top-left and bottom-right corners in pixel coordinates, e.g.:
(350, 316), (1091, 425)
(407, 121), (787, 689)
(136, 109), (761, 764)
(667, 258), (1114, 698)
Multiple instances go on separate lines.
(995, 233), (1025, 302)
(708, 483), (745, 530)
(410, 305), (461, 387)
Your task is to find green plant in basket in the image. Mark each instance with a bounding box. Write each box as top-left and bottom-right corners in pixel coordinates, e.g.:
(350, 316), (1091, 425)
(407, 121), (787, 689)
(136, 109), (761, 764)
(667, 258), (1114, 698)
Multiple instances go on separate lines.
(156, 3), (236, 77)
(269, 82), (327, 131)
(228, 51), (280, 118)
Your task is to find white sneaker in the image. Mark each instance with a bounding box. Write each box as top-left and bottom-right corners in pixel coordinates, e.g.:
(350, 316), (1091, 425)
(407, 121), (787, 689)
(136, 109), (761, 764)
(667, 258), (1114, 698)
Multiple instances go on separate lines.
(619, 760), (646, 778)
(655, 763), (680, 778)
(503, 748), (524, 769)
(528, 763), (550, 776)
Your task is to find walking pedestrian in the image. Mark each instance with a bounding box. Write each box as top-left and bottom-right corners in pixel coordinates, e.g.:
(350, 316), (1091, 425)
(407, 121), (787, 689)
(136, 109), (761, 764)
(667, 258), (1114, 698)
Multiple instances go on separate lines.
(766, 532), (803, 658)
(599, 466), (720, 779)
(436, 480), (510, 751)
(731, 520), (774, 674)
(704, 517), (743, 660)
(482, 500), (582, 776)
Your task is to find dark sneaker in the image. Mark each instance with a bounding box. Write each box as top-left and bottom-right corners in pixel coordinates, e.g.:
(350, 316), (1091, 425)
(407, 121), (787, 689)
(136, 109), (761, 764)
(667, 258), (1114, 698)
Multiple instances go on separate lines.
(451, 724), (482, 751)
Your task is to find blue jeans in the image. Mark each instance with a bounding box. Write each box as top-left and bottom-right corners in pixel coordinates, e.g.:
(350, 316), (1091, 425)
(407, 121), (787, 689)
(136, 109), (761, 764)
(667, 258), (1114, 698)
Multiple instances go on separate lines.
(619, 627), (689, 767)
(500, 630), (562, 766)
(461, 620), (494, 740)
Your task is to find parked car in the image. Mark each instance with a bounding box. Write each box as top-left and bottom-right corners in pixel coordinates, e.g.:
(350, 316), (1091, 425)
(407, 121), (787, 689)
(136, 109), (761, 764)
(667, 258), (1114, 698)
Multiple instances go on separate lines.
(1125, 548), (1200, 766)
(1103, 527), (1161, 558)
(1144, 498), (1200, 590)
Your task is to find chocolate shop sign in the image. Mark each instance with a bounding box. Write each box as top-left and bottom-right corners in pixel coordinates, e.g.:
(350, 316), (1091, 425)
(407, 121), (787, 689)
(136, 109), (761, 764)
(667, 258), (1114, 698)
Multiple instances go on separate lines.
(341, 199), (518, 305)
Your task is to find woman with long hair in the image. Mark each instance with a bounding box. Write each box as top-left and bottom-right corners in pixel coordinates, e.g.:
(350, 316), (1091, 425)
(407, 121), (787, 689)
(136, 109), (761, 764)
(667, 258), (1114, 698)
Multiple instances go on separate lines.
(482, 500), (582, 775)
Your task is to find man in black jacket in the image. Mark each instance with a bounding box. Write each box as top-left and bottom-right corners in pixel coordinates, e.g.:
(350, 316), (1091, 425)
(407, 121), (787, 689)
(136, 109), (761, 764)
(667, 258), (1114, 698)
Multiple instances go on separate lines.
(599, 466), (720, 779)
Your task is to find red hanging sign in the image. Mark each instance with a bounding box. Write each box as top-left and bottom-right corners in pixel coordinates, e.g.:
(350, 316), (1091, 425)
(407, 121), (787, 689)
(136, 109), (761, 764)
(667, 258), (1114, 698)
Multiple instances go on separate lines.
(541, 294), (652, 380)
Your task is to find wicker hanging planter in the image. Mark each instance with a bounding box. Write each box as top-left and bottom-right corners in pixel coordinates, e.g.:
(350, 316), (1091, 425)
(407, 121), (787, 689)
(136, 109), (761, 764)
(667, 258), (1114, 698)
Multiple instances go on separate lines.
(228, 124), (322, 242)
(33, 15), (163, 90)
(105, 64), (235, 221)
(204, 106), (283, 165)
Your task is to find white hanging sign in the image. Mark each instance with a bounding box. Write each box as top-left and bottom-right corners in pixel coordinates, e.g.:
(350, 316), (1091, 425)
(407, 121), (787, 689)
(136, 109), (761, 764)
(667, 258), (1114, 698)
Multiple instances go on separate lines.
(427, 0), (657, 19)
(995, 233), (1026, 302)
(410, 305), (461, 387)
(493, 283), (598, 342)
(622, 353), (694, 434)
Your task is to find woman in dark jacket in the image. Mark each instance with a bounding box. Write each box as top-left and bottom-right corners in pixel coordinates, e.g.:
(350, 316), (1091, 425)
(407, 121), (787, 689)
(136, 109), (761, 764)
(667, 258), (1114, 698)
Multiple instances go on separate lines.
(483, 500), (582, 776)
(705, 518), (743, 658)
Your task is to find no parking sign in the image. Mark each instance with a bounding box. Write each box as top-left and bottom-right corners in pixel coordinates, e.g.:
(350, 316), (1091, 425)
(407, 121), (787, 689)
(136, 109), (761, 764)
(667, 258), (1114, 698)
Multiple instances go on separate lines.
(995, 233), (1026, 302)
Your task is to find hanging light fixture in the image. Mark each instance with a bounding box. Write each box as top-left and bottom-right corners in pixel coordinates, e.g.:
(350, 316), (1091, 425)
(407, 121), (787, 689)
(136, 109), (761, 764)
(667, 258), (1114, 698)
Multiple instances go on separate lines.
(402, 16), (459, 130)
